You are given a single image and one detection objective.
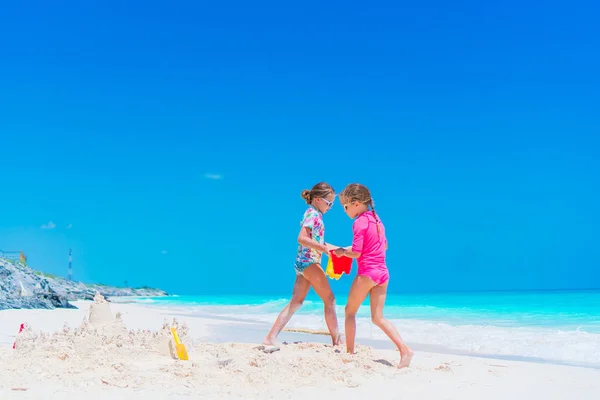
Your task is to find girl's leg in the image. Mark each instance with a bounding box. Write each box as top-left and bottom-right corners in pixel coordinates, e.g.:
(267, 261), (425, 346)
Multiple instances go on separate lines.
(302, 264), (342, 345)
(264, 274), (311, 345)
(344, 275), (377, 354)
(369, 282), (413, 368)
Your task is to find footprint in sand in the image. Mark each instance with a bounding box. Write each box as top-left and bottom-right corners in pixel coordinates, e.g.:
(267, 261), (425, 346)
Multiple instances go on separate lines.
(434, 364), (453, 372)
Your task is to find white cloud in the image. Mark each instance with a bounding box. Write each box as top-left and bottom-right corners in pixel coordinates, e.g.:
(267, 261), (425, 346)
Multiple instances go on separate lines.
(66, 224), (73, 229)
(203, 173), (223, 180)
(160, 250), (168, 255)
(41, 221), (56, 229)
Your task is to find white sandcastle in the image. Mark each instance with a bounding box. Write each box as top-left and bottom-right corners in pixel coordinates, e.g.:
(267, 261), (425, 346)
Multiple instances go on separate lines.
(12, 292), (190, 361)
(88, 292), (113, 326)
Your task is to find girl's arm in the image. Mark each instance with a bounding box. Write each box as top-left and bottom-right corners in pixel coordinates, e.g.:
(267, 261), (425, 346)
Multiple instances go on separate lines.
(341, 238), (387, 257)
(333, 245), (360, 258)
(298, 226), (329, 254)
(342, 246), (361, 259)
(334, 217), (369, 258)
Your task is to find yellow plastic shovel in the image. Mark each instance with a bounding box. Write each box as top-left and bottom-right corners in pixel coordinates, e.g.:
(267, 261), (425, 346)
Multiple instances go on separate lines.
(170, 327), (189, 360)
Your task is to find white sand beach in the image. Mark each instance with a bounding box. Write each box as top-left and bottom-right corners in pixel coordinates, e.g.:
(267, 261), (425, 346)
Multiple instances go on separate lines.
(1, 297), (599, 400)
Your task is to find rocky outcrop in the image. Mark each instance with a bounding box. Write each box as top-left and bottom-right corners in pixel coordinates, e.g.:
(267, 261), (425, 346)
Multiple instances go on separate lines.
(0, 258), (75, 310)
(0, 258), (168, 310)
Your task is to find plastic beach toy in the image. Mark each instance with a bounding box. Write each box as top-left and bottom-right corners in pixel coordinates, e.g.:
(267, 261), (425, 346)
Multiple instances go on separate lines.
(325, 256), (341, 279)
(170, 326), (189, 360)
(12, 323), (24, 349)
(325, 250), (352, 280)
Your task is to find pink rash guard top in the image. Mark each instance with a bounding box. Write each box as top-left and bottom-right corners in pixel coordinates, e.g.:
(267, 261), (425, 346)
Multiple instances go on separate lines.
(351, 210), (389, 285)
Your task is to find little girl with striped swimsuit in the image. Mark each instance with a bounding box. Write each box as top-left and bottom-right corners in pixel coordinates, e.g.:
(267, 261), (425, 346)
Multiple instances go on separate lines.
(334, 183), (413, 368)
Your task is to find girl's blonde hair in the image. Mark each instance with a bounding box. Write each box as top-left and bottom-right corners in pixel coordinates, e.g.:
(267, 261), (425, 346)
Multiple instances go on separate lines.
(339, 183), (381, 234)
(300, 182), (334, 205)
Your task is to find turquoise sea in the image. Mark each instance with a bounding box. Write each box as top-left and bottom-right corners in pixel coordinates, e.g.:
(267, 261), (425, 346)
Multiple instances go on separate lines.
(135, 290), (600, 368)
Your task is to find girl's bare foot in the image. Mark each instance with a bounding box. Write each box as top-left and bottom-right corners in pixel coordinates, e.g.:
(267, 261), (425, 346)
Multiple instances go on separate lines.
(263, 336), (277, 346)
(333, 333), (345, 346)
(398, 348), (414, 369)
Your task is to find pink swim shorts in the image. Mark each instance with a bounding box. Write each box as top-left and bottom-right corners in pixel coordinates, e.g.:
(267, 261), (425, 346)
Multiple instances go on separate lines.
(359, 267), (389, 285)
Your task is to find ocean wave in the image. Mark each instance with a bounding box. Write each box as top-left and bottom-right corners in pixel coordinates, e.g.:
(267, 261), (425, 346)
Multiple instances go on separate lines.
(257, 312), (600, 367)
(146, 299), (600, 329)
(137, 300), (600, 367)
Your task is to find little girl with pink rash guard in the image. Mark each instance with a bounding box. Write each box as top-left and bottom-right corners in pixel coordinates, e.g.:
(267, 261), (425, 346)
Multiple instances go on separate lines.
(334, 183), (413, 368)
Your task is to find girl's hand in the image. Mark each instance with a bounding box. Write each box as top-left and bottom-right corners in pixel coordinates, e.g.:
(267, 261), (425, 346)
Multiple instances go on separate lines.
(325, 243), (339, 253)
(333, 247), (346, 257)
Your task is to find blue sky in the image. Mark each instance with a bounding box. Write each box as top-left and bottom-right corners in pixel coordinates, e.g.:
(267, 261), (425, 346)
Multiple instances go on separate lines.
(1, 1), (598, 295)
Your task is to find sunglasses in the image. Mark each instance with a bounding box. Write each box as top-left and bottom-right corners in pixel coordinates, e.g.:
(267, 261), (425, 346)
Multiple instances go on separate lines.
(321, 197), (334, 209)
(343, 201), (358, 211)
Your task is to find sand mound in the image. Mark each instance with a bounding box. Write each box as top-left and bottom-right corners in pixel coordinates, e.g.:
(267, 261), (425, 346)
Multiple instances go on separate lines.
(190, 341), (399, 391)
(13, 293), (190, 359)
(2, 299), (399, 397)
(88, 292), (113, 326)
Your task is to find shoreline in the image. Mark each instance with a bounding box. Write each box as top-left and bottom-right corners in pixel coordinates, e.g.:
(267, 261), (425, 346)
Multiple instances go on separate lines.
(129, 299), (600, 370)
(1, 300), (599, 399)
(3, 299), (599, 371)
